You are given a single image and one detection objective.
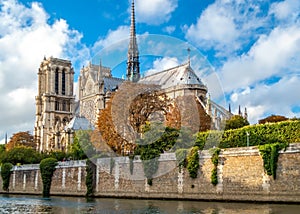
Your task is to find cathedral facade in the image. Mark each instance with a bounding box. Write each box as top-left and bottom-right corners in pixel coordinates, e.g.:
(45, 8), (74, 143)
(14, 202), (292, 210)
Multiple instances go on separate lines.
(34, 57), (75, 152)
(34, 1), (234, 152)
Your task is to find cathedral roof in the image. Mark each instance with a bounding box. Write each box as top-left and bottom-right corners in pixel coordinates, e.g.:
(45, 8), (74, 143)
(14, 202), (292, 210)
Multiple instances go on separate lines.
(103, 77), (124, 93)
(65, 116), (94, 131)
(138, 62), (206, 90)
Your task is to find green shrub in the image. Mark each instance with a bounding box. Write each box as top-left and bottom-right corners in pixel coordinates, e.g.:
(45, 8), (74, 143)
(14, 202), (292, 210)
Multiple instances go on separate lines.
(175, 148), (188, 168)
(195, 120), (300, 149)
(134, 125), (179, 185)
(110, 158), (115, 174)
(1, 163), (13, 191)
(86, 159), (96, 197)
(187, 146), (199, 179)
(210, 148), (221, 186)
(211, 167), (218, 186)
(40, 158), (58, 197)
(258, 142), (288, 179)
(1, 146), (42, 165)
(129, 155), (134, 175)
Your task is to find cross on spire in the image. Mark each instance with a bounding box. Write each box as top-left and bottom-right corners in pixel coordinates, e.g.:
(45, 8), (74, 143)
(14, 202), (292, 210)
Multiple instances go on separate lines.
(187, 47), (191, 66)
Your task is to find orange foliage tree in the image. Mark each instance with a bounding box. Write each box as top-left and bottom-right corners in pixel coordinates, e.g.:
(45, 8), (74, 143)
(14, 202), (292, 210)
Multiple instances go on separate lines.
(6, 131), (35, 151)
(259, 115), (289, 124)
(96, 94), (132, 155)
(96, 82), (181, 155)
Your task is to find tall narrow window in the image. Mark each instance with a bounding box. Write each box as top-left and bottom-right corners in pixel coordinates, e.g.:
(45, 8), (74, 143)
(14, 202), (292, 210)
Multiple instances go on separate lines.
(62, 101), (66, 111)
(55, 101), (60, 111)
(55, 68), (59, 94)
(62, 69), (66, 95)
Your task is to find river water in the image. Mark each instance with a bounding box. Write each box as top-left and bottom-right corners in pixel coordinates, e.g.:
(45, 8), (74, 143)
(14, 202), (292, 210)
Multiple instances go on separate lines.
(0, 194), (299, 214)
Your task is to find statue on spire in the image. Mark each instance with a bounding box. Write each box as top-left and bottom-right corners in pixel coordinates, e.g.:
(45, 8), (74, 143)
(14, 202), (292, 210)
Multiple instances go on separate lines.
(127, 0), (140, 82)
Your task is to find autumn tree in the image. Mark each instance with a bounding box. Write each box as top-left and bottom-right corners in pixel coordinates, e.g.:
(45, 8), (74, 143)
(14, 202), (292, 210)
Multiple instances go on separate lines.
(258, 115), (289, 124)
(97, 93), (132, 155)
(6, 131), (35, 151)
(96, 82), (181, 155)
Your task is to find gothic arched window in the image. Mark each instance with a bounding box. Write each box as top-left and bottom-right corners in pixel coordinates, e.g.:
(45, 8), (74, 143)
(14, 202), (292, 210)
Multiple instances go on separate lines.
(62, 69), (66, 95)
(55, 67), (59, 94)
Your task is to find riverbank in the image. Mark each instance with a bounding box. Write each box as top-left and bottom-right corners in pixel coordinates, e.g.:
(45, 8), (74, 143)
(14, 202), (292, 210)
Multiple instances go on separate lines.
(1, 194), (300, 214)
(1, 144), (300, 203)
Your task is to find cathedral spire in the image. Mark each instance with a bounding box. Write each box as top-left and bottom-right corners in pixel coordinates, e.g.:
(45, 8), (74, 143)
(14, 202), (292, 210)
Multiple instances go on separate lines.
(127, 0), (140, 82)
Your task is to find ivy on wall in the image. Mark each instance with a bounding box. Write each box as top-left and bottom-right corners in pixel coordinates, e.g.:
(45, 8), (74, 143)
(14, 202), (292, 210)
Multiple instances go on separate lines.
(129, 155), (134, 175)
(187, 146), (200, 179)
(0, 163), (13, 191)
(175, 148), (188, 169)
(258, 142), (288, 179)
(110, 158), (115, 174)
(86, 159), (96, 197)
(141, 150), (159, 186)
(210, 148), (221, 186)
(40, 158), (58, 197)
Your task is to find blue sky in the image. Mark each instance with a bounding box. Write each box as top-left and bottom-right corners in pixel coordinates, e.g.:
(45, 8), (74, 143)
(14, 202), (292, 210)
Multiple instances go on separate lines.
(1, 0), (300, 142)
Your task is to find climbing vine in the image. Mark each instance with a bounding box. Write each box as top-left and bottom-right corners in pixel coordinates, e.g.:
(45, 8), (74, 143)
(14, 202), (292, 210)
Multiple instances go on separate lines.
(40, 158), (58, 197)
(187, 146), (200, 179)
(140, 149), (160, 186)
(129, 155), (134, 175)
(1, 163), (13, 191)
(86, 159), (96, 197)
(258, 142), (288, 179)
(210, 148), (221, 186)
(110, 157), (115, 174)
(175, 148), (188, 168)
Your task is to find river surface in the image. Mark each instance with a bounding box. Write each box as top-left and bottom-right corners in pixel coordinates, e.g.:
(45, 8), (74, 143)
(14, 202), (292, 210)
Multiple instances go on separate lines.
(0, 194), (300, 214)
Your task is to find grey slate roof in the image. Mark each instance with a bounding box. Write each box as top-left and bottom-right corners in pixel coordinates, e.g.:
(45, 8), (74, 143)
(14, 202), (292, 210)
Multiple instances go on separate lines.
(139, 62), (205, 89)
(103, 77), (124, 93)
(65, 116), (94, 131)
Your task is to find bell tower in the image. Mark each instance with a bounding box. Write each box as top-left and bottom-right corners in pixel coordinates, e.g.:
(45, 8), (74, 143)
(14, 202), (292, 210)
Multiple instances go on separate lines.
(34, 57), (75, 152)
(127, 0), (140, 82)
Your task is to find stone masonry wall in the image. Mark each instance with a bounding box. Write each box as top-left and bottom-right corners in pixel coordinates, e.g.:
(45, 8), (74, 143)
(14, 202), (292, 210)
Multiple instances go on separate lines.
(1, 144), (300, 202)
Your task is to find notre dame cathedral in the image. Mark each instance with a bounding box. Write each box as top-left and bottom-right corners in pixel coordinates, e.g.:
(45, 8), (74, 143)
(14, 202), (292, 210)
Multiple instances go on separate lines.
(34, 1), (237, 152)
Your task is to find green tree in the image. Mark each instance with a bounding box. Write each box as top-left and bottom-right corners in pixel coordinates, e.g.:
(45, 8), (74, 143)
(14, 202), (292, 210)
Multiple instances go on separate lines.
(224, 115), (249, 130)
(1, 163), (13, 191)
(1, 146), (41, 165)
(40, 158), (58, 197)
(69, 130), (94, 160)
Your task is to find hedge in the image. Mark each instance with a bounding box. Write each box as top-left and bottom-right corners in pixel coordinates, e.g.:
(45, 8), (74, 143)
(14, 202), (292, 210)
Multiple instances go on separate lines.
(195, 120), (300, 149)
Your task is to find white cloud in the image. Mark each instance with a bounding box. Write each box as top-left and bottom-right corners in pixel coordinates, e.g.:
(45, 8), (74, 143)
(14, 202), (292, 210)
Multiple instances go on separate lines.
(163, 25), (176, 34)
(145, 57), (179, 76)
(220, 24), (300, 123)
(0, 0), (84, 139)
(186, 4), (238, 48)
(229, 75), (300, 124)
(93, 26), (130, 51)
(185, 0), (268, 56)
(183, 0), (300, 123)
(134, 0), (178, 25)
(220, 25), (300, 92)
(270, 0), (300, 22)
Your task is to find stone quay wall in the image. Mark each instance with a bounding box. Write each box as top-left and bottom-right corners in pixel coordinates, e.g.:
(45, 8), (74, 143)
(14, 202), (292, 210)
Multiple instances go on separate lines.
(1, 143), (300, 202)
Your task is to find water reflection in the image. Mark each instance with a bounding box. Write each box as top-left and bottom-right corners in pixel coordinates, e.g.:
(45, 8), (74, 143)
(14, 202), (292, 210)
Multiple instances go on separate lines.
(0, 194), (300, 214)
